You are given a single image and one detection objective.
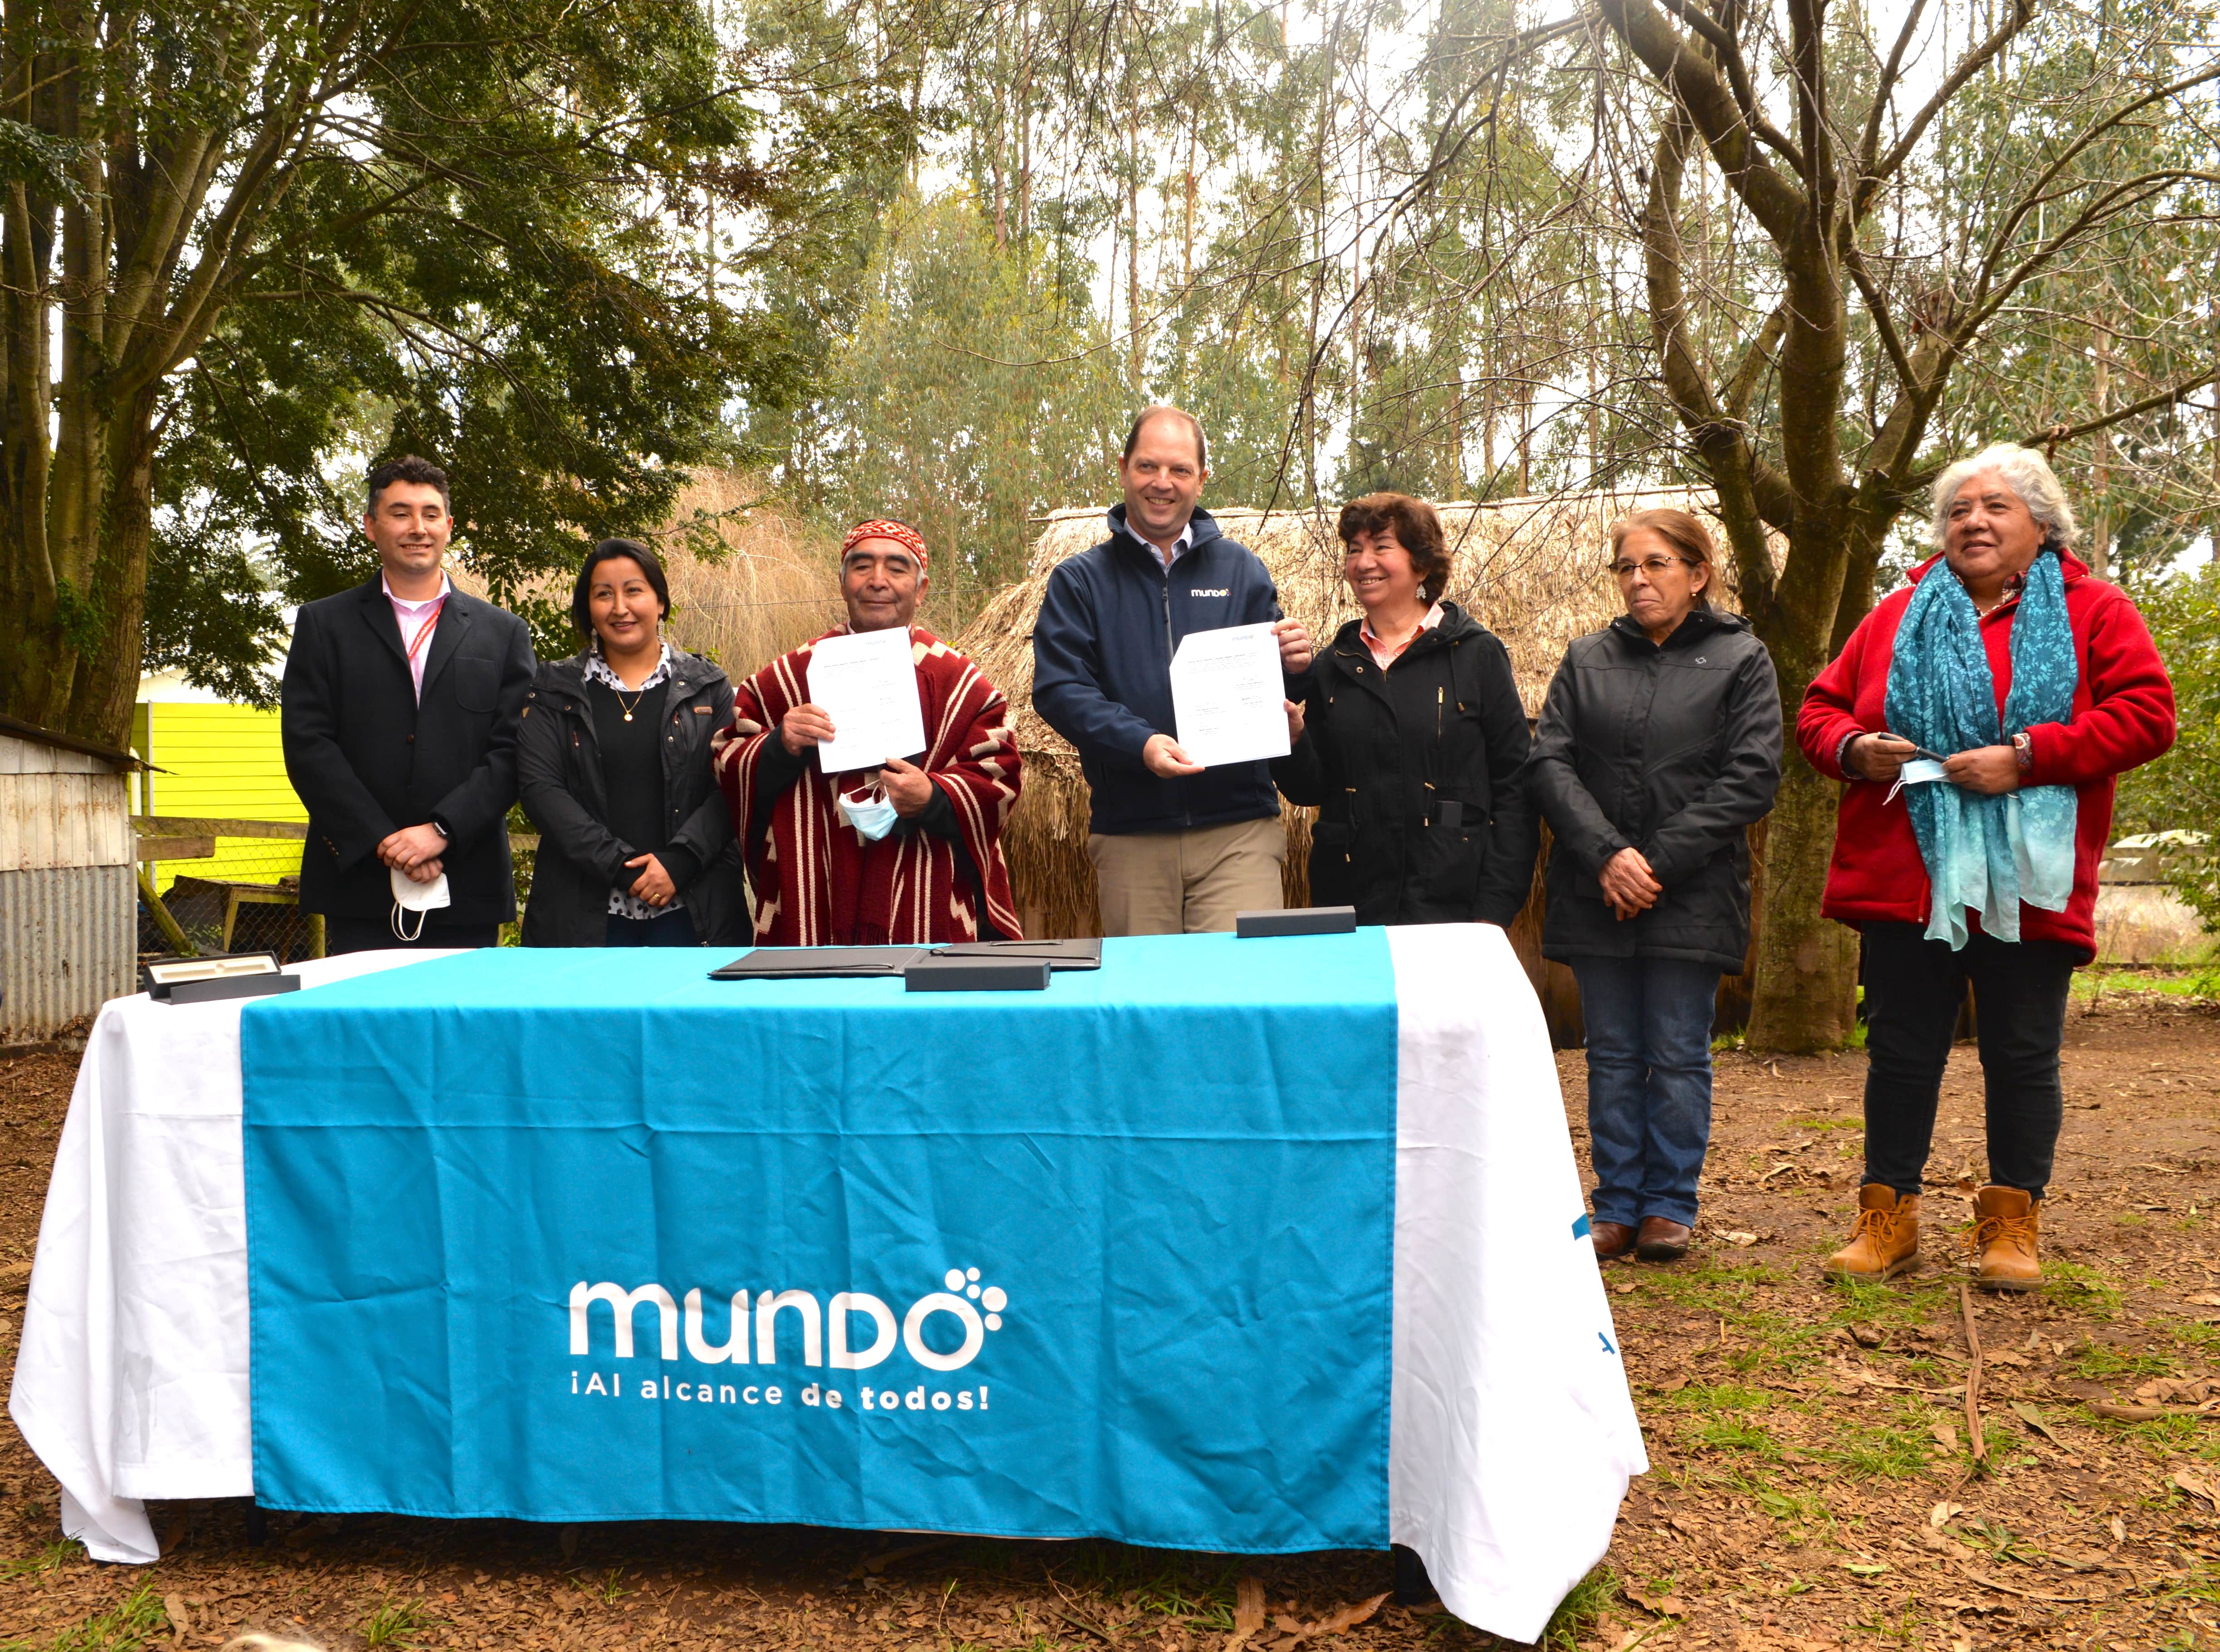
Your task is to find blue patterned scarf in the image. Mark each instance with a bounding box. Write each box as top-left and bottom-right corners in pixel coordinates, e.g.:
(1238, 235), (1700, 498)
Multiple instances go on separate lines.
(1882, 549), (2079, 948)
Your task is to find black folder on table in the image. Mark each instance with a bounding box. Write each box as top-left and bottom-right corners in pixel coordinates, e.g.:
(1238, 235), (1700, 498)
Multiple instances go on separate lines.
(929, 938), (1102, 970)
(709, 947), (929, 980)
(710, 938), (1104, 982)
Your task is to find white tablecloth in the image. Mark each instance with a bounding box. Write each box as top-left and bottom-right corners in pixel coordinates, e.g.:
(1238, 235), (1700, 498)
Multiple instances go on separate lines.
(9, 929), (1644, 1643)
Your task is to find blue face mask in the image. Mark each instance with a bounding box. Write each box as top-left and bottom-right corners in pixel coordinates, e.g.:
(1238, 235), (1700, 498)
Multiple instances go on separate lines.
(837, 788), (900, 841)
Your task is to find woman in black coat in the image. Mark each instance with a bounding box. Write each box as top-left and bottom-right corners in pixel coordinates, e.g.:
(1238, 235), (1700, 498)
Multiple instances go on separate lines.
(1528, 509), (1782, 1264)
(1272, 493), (1538, 927)
(517, 538), (748, 946)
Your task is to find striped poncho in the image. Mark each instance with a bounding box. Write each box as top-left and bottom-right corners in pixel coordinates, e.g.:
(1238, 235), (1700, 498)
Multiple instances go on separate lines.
(712, 626), (1024, 945)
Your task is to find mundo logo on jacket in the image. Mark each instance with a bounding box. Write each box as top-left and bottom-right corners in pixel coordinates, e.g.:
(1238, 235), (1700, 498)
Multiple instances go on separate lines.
(565, 1267), (1008, 1415)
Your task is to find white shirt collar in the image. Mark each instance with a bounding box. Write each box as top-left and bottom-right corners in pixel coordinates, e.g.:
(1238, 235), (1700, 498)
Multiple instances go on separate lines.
(381, 572), (451, 610)
(583, 640), (674, 692)
(1123, 516), (1194, 569)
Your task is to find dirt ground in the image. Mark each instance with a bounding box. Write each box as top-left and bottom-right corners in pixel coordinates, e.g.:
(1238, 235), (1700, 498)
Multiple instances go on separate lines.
(2, 986), (2217, 1652)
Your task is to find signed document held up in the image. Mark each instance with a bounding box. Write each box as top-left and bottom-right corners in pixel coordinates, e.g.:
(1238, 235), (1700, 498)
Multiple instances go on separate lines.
(807, 626), (929, 773)
(1170, 621), (1291, 769)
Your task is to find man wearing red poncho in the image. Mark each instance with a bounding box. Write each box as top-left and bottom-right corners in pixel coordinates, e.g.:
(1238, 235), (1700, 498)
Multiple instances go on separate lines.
(712, 520), (1024, 944)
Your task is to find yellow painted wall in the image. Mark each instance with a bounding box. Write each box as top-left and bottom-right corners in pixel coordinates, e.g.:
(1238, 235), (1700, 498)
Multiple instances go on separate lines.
(134, 704), (306, 891)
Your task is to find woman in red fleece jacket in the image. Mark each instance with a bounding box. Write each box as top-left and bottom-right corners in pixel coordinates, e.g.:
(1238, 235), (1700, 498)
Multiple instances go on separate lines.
(1797, 443), (2175, 1292)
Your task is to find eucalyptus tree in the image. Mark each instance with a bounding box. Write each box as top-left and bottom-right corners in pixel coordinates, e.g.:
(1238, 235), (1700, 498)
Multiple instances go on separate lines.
(1, 0), (914, 738)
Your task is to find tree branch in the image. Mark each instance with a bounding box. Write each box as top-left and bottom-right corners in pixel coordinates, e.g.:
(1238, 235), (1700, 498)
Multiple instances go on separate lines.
(1595, 0), (1807, 245)
(2017, 367), (2220, 450)
(1863, 0), (2032, 208)
(1650, 0), (1806, 170)
(1843, 247), (1915, 392)
(1857, 0), (1928, 185)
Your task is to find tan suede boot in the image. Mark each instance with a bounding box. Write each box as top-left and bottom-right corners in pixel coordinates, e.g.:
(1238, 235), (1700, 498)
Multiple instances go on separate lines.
(1826, 1184), (1921, 1281)
(1966, 1186), (2042, 1291)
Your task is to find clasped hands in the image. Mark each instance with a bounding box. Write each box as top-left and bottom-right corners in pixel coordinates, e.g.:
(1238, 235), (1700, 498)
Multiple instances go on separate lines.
(1846, 733), (2020, 795)
(778, 704), (934, 816)
(377, 823), (446, 885)
(1599, 846), (1661, 922)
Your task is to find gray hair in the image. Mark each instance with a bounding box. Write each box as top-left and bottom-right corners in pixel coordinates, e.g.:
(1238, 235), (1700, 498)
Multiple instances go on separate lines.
(1929, 442), (2078, 551)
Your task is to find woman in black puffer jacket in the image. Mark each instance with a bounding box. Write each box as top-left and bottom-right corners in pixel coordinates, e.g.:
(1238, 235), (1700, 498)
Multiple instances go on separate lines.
(1271, 494), (1538, 928)
(517, 538), (748, 947)
(1529, 508), (1782, 1266)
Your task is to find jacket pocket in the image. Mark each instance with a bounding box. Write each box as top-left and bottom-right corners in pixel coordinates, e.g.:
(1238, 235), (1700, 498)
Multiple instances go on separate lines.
(1413, 825), (1485, 906)
(454, 656), (501, 714)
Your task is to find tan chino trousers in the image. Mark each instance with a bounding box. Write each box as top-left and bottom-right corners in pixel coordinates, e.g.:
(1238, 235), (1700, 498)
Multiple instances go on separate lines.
(1087, 815), (1287, 936)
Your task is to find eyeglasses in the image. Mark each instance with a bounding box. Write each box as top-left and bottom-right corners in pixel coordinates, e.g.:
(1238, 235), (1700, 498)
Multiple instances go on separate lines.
(1611, 556), (1695, 581)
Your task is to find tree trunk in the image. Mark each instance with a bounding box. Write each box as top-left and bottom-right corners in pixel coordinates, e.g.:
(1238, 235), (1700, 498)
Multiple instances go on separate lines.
(1745, 655), (1858, 1050)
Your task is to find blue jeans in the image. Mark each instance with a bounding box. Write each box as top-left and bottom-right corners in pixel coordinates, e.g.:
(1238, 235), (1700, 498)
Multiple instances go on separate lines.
(1572, 957), (1721, 1229)
(605, 908), (699, 947)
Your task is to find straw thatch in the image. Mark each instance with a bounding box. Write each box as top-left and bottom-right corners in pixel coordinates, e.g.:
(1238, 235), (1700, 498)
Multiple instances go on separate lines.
(954, 487), (1775, 1034)
(447, 470), (843, 670)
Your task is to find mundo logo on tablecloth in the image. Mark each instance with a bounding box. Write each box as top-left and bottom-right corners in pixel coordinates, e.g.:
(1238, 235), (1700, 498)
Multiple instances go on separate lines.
(566, 1267), (1009, 1416)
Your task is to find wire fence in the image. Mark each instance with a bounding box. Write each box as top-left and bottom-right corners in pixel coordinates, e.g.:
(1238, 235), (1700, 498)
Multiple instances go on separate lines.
(133, 817), (539, 961)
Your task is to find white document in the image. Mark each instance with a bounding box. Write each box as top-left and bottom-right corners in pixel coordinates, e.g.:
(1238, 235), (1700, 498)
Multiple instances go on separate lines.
(1169, 621), (1290, 769)
(808, 626), (928, 773)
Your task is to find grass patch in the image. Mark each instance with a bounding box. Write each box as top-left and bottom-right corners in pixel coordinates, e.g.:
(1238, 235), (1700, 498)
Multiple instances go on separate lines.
(361, 1598), (430, 1650)
(1790, 1116), (1865, 1131)
(2159, 1319), (2220, 1357)
(1814, 1399), (1934, 1479)
(0, 1541), (81, 1580)
(2045, 1261), (2126, 1318)
(1539, 1565), (1619, 1652)
(1668, 1382), (1775, 1412)
(2064, 1338), (2174, 1383)
(1, 1582), (167, 1652)
(1691, 1413), (1783, 1458)
(2071, 967), (2220, 1000)
(574, 1567), (629, 1605)
(1827, 1274), (1954, 1332)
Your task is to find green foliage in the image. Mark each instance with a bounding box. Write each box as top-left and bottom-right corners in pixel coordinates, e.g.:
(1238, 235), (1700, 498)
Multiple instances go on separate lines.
(117, 0), (922, 694)
(787, 192), (1130, 615)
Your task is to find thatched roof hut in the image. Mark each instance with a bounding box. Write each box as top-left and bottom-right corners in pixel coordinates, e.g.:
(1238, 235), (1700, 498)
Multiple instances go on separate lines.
(954, 487), (1770, 1037)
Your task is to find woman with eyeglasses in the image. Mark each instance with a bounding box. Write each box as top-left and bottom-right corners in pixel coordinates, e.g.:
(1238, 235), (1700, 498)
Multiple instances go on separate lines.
(1271, 492), (1538, 929)
(1528, 509), (1783, 1265)
(516, 538), (748, 946)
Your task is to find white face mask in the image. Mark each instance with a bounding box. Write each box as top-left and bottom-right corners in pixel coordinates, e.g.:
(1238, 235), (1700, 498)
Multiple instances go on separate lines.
(836, 788), (900, 841)
(391, 865), (452, 942)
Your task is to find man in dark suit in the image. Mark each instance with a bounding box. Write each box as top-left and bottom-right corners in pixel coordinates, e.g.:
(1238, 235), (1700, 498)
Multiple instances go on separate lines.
(282, 455), (537, 952)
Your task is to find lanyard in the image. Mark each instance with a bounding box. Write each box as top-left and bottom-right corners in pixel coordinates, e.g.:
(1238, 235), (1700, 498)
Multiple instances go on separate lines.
(402, 597), (446, 665)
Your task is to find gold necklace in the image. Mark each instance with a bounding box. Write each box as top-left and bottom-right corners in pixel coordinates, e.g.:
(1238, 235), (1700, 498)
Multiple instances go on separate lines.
(613, 685), (647, 722)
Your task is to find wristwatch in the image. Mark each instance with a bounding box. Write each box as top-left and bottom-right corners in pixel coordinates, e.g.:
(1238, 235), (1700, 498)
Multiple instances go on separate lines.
(2010, 731), (2034, 774)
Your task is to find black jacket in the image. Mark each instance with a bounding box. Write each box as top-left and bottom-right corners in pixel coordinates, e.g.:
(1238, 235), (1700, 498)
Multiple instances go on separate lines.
(1032, 505), (1297, 836)
(1272, 604), (1539, 927)
(281, 577), (536, 923)
(1527, 608), (1783, 970)
(515, 649), (748, 947)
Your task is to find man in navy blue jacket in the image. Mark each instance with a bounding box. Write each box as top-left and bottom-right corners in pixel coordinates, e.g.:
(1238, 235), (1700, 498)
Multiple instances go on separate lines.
(1032, 407), (1311, 934)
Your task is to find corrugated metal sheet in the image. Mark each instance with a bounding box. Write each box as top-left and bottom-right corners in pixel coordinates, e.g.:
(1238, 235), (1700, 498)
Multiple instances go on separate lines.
(0, 864), (137, 1041)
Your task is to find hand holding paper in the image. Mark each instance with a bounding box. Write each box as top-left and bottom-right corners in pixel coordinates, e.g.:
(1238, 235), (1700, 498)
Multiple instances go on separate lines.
(807, 627), (928, 773)
(1169, 622), (1291, 769)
